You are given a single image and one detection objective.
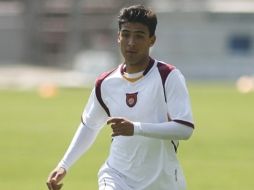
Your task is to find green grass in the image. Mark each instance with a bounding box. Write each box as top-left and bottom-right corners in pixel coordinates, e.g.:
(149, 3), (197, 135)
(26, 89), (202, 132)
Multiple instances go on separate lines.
(0, 84), (253, 190)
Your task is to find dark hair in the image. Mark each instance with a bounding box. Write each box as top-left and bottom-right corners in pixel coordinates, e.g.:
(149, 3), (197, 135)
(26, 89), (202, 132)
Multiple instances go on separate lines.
(118, 5), (157, 37)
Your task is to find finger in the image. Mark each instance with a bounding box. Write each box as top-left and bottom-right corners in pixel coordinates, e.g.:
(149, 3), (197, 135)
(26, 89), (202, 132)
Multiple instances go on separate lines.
(52, 175), (60, 183)
(52, 183), (63, 190)
(51, 170), (64, 184)
(47, 171), (57, 182)
(110, 123), (122, 130)
(47, 172), (57, 190)
(112, 124), (125, 134)
(46, 182), (53, 190)
(112, 132), (120, 137)
(107, 118), (124, 125)
(58, 183), (63, 190)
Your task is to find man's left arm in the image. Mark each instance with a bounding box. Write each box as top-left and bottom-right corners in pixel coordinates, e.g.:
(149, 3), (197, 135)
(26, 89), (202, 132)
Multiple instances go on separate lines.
(107, 69), (194, 140)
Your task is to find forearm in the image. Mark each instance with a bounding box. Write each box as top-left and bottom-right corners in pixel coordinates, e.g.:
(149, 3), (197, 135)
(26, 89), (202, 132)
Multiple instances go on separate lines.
(57, 123), (100, 171)
(133, 121), (193, 140)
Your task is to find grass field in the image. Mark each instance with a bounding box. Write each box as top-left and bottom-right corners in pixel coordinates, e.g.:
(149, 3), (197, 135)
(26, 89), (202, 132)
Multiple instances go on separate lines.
(0, 83), (254, 190)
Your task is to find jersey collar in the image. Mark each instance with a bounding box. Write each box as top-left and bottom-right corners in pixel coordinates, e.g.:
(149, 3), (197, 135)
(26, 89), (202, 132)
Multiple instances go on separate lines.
(120, 57), (155, 76)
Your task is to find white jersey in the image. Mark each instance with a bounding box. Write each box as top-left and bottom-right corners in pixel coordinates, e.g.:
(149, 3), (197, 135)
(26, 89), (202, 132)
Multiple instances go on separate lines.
(81, 58), (194, 190)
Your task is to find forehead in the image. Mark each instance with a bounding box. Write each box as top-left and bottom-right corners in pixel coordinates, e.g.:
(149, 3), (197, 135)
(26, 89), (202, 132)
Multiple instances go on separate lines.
(120, 22), (149, 34)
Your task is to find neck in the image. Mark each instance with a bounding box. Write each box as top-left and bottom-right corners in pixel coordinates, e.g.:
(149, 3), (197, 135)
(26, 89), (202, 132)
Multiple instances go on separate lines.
(125, 56), (150, 74)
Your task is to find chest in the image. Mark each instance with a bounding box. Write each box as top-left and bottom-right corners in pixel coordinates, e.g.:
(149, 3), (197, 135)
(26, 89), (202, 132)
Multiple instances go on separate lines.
(102, 72), (168, 122)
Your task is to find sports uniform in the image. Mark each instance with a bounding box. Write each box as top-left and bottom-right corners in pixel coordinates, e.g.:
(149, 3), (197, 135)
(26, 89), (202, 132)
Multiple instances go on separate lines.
(57, 58), (194, 190)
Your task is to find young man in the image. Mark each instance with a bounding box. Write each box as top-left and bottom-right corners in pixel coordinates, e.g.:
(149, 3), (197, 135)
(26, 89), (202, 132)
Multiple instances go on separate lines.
(47, 5), (194, 190)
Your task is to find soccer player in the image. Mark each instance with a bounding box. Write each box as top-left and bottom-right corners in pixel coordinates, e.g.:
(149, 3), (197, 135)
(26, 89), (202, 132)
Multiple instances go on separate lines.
(47, 4), (194, 190)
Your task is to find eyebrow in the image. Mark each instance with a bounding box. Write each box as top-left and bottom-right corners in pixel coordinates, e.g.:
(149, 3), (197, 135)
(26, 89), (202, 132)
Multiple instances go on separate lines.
(121, 29), (146, 35)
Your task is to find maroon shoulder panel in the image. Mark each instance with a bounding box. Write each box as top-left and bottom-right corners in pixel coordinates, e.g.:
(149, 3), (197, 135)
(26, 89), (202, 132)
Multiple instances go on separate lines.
(95, 69), (116, 116)
(157, 62), (175, 102)
(157, 63), (195, 129)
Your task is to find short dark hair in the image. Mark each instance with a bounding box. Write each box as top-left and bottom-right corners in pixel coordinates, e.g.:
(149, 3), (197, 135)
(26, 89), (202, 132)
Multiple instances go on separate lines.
(118, 5), (157, 37)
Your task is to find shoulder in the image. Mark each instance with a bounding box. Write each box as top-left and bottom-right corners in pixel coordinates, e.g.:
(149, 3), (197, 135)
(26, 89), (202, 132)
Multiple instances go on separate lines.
(156, 60), (176, 84)
(94, 67), (118, 117)
(95, 67), (118, 88)
(156, 61), (175, 72)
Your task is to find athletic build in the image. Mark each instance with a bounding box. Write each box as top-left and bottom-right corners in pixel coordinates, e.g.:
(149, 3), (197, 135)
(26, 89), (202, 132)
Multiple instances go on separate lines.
(47, 5), (194, 190)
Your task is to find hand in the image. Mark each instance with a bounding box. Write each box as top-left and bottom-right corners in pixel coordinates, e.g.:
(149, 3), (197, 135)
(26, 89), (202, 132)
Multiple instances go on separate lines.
(46, 167), (66, 190)
(107, 117), (134, 137)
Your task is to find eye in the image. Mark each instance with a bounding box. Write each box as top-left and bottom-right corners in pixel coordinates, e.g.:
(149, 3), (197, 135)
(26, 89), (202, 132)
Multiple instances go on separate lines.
(136, 34), (145, 39)
(121, 32), (130, 38)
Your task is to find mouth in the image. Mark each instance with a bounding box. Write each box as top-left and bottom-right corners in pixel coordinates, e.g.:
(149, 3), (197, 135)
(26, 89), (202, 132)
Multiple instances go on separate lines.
(126, 50), (137, 54)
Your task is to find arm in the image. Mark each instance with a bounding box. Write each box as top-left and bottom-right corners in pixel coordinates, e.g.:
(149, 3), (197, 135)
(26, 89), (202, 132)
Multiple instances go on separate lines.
(47, 88), (108, 190)
(134, 121), (193, 140)
(107, 118), (193, 140)
(46, 123), (99, 190)
(57, 123), (100, 171)
(107, 69), (194, 140)
(58, 88), (108, 170)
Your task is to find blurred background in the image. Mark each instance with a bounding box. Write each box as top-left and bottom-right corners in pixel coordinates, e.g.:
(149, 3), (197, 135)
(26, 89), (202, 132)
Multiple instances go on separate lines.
(0, 0), (254, 190)
(0, 0), (253, 89)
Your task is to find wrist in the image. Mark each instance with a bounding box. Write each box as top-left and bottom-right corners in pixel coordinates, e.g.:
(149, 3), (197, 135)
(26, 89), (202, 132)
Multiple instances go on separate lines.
(57, 161), (69, 172)
(133, 122), (142, 135)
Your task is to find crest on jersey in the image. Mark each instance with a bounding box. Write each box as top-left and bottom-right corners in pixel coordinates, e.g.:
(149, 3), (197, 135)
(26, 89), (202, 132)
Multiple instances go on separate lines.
(126, 92), (138, 107)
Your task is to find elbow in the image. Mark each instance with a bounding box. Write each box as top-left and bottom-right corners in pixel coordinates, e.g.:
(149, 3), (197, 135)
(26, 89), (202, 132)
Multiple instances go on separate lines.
(182, 128), (194, 140)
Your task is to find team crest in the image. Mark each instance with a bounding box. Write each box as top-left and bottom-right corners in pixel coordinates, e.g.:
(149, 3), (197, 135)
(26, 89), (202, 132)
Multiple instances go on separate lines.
(126, 92), (138, 107)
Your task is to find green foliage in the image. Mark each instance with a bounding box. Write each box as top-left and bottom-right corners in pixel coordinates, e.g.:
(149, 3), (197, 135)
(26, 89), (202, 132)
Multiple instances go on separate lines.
(0, 84), (253, 190)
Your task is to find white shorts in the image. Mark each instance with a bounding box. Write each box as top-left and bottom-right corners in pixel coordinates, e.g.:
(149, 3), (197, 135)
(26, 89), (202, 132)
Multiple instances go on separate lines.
(97, 162), (186, 190)
(98, 163), (133, 190)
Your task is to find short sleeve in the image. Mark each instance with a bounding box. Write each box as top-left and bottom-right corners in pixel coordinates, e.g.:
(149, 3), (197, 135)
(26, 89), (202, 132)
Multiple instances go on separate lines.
(81, 88), (108, 130)
(165, 69), (194, 126)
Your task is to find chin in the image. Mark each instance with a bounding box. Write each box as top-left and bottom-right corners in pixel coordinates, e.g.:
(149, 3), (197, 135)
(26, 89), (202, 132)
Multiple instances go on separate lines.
(124, 56), (138, 63)
(126, 59), (140, 65)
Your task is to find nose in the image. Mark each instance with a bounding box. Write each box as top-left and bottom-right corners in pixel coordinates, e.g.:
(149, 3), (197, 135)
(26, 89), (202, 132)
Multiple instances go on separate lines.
(127, 36), (135, 46)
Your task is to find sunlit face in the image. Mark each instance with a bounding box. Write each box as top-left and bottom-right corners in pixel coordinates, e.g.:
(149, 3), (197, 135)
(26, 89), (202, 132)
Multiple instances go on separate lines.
(118, 22), (156, 65)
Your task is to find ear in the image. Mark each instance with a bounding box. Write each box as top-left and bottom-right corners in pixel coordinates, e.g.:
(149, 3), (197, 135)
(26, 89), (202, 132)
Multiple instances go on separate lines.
(150, 35), (156, 47)
(117, 31), (121, 43)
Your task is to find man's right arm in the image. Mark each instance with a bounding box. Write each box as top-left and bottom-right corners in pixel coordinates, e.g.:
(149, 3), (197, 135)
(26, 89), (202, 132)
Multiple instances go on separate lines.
(46, 122), (101, 190)
(46, 88), (108, 189)
(58, 88), (109, 170)
(57, 122), (101, 170)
